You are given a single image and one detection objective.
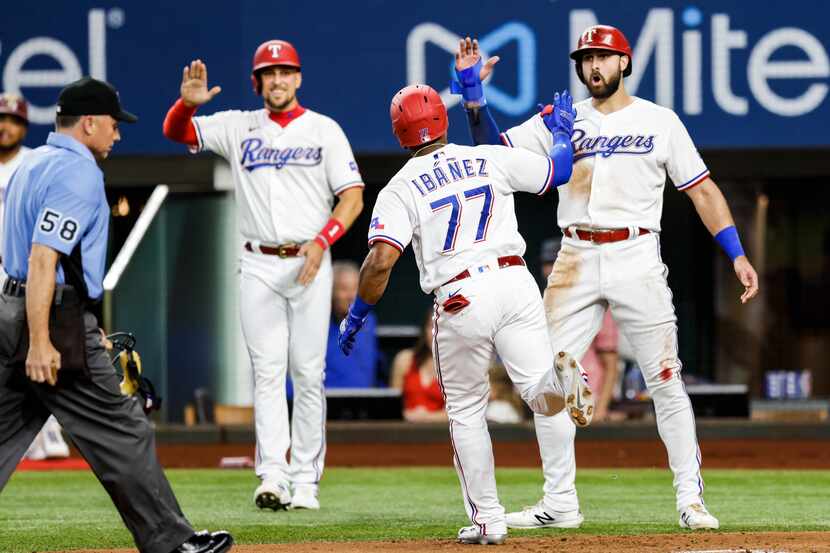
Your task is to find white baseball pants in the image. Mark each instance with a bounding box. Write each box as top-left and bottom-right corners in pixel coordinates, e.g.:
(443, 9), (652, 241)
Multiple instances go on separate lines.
(240, 248), (331, 487)
(537, 232), (705, 512)
(433, 263), (565, 535)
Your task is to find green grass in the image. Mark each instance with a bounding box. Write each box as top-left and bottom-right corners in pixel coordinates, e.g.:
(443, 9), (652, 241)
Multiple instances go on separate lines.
(1, 468), (828, 551)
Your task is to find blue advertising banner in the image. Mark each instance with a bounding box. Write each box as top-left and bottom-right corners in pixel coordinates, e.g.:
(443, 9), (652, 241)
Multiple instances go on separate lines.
(3, 1), (829, 153)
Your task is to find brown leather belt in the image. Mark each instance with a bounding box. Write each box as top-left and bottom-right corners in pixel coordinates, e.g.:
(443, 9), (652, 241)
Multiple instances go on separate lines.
(244, 241), (301, 258)
(563, 227), (650, 244)
(443, 255), (525, 286)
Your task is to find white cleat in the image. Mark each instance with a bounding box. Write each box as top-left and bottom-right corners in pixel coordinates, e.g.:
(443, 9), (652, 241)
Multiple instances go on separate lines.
(457, 525), (507, 545)
(254, 480), (292, 511)
(505, 501), (584, 529)
(290, 484), (320, 510)
(555, 351), (594, 427)
(679, 503), (720, 530)
(42, 425), (70, 459)
(24, 432), (47, 461)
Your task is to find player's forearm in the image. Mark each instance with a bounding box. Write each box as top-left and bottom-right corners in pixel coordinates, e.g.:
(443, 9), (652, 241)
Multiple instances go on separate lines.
(465, 105), (502, 146)
(162, 99), (198, 146)
(357, 246), (399, 305)
(26, 245), (59, 346)
(313, 189), (363, 251)
(686, 178), (736, 236)
(331, 188), (364, 231)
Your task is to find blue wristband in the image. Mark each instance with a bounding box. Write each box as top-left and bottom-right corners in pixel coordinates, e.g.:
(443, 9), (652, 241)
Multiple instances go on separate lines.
(714, 225), (745, 261)
(350, 296), (375, 319)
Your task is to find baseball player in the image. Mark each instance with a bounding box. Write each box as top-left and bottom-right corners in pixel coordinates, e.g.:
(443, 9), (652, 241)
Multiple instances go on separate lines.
(456, 28), (759, 530)
(0, 93), (32, 267)
(338, 84), (591, 545)
(0, 93), (72, 461)
(162, 40), (364, 511)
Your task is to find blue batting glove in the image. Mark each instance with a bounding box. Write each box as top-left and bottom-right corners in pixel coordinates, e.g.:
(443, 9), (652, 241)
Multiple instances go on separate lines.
(337, 297), (375, 356)
(539, 90), (577, 138)
(450, 59), (486, 106)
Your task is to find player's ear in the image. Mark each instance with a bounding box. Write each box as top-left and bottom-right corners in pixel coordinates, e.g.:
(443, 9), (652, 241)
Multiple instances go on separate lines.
(295, 71), (302, 90)
(620, 54), (630, 74)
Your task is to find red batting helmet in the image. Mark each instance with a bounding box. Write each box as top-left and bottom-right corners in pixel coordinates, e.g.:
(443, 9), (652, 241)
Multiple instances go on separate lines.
(390, 84), (448, 148)
(0, 93), (28, 124)
(251, 39), (301, 94)
(570, 25), (633, 83)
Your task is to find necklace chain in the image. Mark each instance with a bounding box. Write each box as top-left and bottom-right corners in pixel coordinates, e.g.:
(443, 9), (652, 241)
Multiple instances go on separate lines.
(412, 142), (445, 158)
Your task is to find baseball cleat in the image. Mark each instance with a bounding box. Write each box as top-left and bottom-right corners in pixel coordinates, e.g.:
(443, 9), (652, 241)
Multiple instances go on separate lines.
(254, 481), (292, 511)
(679, 503), (720, 530)
(505, 501), (583, 529)
(290, 484), (320, 510)
(555, 351), (594, 427)
(457, 525), (507, 545)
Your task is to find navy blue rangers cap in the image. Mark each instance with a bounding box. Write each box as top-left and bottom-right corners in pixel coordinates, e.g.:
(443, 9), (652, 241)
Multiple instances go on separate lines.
(56, 76), (138, 123)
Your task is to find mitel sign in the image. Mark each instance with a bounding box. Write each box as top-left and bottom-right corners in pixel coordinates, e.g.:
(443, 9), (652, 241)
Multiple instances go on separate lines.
(571, 7), (829, 117)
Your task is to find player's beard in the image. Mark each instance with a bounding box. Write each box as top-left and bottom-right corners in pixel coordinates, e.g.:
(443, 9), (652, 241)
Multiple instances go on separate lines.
(587, 69), (622, 100)
(265, 90), (297, 113)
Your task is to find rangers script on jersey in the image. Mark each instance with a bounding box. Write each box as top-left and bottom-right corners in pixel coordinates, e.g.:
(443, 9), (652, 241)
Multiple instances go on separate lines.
(501, 97), (709, 231)
(193, 109), (363, 243)
(368, 143), (555, 292)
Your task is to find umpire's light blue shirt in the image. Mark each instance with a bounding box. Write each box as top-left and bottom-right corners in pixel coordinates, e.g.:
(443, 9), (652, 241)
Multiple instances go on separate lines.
(2, 132), (109, 300)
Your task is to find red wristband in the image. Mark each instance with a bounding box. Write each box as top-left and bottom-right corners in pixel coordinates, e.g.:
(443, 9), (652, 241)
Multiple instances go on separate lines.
(314, 217), (345, 250)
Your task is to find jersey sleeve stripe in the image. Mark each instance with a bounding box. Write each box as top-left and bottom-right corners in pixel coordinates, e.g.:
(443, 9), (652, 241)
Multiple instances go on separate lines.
(500, 132), (514, 147)
(536, 157), (554, 195)
(192, 118), (206, 153)
(676, 169), (710, 191)
(333, 180), (365, 195)
(368, 235), (405, 252)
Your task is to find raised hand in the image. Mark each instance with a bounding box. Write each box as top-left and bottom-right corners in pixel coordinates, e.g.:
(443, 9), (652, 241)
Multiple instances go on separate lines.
(455, 37), (499, 81)
(180, 59), (222, 107)
(540, 90), (577, 138)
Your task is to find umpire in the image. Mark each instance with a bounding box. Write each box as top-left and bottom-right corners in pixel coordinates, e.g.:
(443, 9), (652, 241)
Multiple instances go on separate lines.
(0, 77), (233, 553)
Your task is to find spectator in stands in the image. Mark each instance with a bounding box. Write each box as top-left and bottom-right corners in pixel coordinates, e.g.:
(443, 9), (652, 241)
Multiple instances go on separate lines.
(325, 260), (383, 387)
(486, 364), (525, 423)
(539, 237), (622, 421)
(390, 310), (446, 422)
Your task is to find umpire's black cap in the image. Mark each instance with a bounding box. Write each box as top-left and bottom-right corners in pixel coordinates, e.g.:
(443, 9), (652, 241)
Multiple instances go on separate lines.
(57, 76), (138, 123)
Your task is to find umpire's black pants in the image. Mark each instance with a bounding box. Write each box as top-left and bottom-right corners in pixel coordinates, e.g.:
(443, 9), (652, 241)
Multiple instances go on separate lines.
(0, 293), (194, 553)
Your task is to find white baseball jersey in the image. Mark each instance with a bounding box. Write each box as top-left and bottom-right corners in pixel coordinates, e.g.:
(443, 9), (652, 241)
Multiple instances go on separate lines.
(0, 146), (31, 260)
(368, 143), (554, 292)
(501, 97), (708, 231)
(193, 109), (363, 243)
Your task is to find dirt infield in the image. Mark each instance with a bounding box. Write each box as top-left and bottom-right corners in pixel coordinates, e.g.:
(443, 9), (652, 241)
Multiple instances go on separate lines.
(154, 439), (830, 469)
(55, 532), (830, 553)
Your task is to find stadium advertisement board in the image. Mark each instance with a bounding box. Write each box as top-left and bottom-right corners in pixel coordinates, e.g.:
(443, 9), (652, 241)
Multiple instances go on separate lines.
(3, 1), (828, 153)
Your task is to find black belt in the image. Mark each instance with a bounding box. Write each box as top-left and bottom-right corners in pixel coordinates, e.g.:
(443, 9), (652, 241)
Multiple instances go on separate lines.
(2, 277), (79, 305)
